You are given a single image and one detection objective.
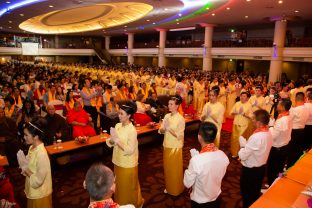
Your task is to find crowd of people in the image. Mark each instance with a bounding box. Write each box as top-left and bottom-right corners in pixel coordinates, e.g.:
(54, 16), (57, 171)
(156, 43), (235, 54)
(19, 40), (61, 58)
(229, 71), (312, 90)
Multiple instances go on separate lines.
(0, 60), (312, 208)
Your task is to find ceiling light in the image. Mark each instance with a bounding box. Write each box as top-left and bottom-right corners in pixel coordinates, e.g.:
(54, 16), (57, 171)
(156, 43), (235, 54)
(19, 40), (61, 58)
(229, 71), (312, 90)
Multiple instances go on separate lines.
(178, 13), (182, 17)
(246, 0), (251, 1)
(124, 29), (127, 31)
(49, 5), (54, 7)
(226, 7), (230, 10)
(124, 25), (127, 28)
(164, 8), (168, 11)
(152, 22), (156, 24)
(6, 1), (11, 3)
(176, 19), (179, 21)
(8, 20), (12, 23)
(295, 10), (299, 13)
(245, 15), (248, 18)
(206, 7), (210, 10)
(177, 22), (180, 24)
(146, 19), (150, 22)
(212, 13), (215, 16)
(278, 0), (283, 4)
(169, 26), (195, 31)
(20, 13), (24, 16)
(231, 29), (235, 32)
(8, 26), (12, 28)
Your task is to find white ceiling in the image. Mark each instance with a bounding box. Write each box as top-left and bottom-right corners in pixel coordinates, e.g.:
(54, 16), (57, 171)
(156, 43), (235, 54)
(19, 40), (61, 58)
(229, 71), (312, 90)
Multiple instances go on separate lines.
(0, 0), (312, 36)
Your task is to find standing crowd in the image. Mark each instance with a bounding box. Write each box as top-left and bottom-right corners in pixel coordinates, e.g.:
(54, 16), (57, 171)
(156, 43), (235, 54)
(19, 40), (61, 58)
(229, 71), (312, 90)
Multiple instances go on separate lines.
(0, 61), (311, 208)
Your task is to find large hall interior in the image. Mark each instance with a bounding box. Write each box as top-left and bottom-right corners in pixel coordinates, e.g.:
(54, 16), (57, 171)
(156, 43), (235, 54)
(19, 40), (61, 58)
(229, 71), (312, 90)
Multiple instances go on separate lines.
(1, 0), (312, 208)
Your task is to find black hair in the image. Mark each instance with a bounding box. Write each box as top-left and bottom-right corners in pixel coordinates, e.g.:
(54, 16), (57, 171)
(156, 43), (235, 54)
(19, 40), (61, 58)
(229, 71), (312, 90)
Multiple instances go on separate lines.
(176, 75), (183, 82)
(295, 92), (305, 101)
(210, 86), (220, 96)
(279, 98), (292, 111)
(240, 91), (251, 98)
(169, 95), (183, 105)
(120, 101), (137, 115)
(22, 98), (36, 116)
(253, 110), (270, 125)
(85, 162), (114, 201)
(66, 90), (72, 102)
(23, 117), (46, 141)
(198, 122), (217, 143)
(255, 85), (263, 91)
(4, 96), (15, 105)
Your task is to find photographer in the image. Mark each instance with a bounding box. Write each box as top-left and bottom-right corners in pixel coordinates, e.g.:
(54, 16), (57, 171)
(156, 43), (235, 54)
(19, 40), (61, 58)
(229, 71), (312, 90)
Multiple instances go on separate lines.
(264, 87), (280, 119)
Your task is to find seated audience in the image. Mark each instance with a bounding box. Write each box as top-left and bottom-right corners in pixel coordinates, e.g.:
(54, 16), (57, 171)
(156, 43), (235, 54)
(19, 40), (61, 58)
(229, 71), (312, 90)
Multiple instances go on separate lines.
(106, 97), (119, 120)
(44, 105), (70, 145)
(133, 94), (152, 126)
(67, 102), (96, 138)
(4, 96), (19, 122)
(0, 166), (19, 208)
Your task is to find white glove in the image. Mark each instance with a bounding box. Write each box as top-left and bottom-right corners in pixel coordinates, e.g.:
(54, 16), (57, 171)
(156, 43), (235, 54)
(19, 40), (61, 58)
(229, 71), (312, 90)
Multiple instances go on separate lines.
(17, 150), (28, 171)
(239, 136), (247, 148)
(269, 118), (275, 127)
(190, 148), (199, 157)
(151, 107), (157, 113)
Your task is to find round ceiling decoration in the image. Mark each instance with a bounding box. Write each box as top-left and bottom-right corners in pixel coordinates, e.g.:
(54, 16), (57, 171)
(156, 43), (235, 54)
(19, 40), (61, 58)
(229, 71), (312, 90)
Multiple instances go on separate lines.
(19, 2), (153, 34)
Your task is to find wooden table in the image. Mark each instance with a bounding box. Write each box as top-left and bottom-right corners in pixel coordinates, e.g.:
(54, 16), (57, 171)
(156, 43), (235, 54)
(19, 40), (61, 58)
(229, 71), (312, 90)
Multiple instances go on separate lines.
(46, 134), (109, 156)
(0, 156), (9, 166)
(251, 151), (312, 208)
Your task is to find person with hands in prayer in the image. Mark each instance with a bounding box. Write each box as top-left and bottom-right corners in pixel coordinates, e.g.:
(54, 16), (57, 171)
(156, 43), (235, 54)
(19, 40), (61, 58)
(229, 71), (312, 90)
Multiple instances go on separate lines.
(17, 118), (52, 208)
(230, 91), (253, 158)
(201, 86), (225, 148)
(159, 95), (185, 196)
(184, 122), (229, 208)
(249, 85), (265, 113)
(238, 110), (273, 208)
(106, 101), (143, 208)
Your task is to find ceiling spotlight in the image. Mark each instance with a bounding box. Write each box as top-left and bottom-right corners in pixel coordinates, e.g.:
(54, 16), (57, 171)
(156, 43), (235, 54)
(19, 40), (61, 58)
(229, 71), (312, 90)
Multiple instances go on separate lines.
(164, 8), (168, 11)
(20, 14), (24, 16)
(245, 15), (249, 18)
(278, 0), (283, 4)
(8, 20), (12, 23)
(176, 19), (179, 21)
(146, 19), (150, 22)
(212, 13), (215, 16)
(49, 5), (54, 8)
(226, 7), (230, 10)
(206, 7), (210, 10)
(246, 0), (251, 1)
(152, 22), (156, 25)
(295, 10), (299, 13)
(178, 13), (182, 17)
(124, 25), (127, 28)
(177, 22), (180, 25)
(6, 1), (10, 3)
(8, 26), (12, 29)
(124, 29), (127, 31)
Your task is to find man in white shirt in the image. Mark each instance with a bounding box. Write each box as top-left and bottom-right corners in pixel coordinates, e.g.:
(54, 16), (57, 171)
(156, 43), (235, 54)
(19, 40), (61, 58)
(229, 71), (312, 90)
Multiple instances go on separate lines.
(267, 98), (293, 186)
(238, 110), (272, 208)
(288, 92), (309, 167)
(304, 88), (312, 150)
(184, 122), (229, 208)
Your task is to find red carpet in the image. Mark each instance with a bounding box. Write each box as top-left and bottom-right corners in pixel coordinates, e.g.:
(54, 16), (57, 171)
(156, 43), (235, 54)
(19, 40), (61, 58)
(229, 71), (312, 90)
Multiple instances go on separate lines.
(222, 118), (233, 133)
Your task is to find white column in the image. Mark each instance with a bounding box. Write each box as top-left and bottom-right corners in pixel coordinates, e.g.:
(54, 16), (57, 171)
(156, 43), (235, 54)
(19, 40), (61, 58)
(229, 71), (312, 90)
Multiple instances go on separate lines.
(201, 24), (214, 71)
(54, 35), (59, 48)
(269, 20), (287, 83)
(127, 33), (134, 65)
(105, 36), (110, 50)
(157, 29), (167, 67)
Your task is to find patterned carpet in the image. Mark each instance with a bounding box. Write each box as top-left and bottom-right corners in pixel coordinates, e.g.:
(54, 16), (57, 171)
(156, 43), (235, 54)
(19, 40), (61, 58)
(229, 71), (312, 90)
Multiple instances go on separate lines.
(8, 130), (243, 208)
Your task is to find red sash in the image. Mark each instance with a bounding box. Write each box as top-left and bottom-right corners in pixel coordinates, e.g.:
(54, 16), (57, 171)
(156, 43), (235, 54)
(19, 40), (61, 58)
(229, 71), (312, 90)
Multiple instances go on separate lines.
(200, 143), (218, 153)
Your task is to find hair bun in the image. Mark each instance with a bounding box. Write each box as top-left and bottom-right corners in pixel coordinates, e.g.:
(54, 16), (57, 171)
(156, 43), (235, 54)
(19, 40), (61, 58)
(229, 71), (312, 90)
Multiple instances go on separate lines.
(121, 101), (137, 115)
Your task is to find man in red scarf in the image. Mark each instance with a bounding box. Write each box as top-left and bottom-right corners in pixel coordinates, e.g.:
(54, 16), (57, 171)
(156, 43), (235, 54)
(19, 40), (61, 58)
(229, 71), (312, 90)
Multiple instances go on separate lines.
(67, 102), (96, 138)
(183, 122), (229, 208)
(85, 163), (134, 208)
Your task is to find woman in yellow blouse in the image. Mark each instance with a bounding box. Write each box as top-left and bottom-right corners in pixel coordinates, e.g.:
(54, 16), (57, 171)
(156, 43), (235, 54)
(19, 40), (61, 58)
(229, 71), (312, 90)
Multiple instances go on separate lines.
(159, 95), (185, 196)
(230, 91), (253, 158)
(201, 86), (225, 148)
(18, 118), (52, 208)
(106, 101), (143, 207)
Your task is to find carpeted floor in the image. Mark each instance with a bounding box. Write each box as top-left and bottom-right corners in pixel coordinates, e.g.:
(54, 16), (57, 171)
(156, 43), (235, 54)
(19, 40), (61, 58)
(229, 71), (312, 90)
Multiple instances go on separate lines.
(9, 129), (243, 208)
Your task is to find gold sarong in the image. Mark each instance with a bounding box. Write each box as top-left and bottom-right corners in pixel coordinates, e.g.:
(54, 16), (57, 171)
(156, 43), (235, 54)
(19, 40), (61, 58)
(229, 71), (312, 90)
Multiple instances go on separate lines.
(114, 165), (143, 208)
(27, 194), (52, 208)
(163, 147), (184, 196)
